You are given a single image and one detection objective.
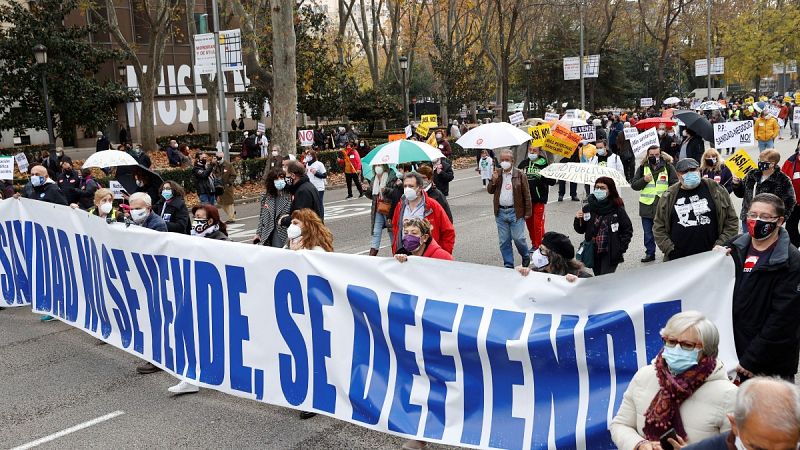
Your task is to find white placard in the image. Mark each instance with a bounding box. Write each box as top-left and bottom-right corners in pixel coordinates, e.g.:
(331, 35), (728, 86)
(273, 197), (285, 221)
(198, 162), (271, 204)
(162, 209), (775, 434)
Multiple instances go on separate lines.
(623, 128), (639, 140)
(695, 57), (725, 77)
(14, 153), (29, 173)
(0, 156), (12, 180)
(404, 125), (413, 137)
(545, 112), (560, 121)
(193, 33), (217, 75)
(794, 108), (800, 123)
(563, 54), (600, 80)
(630, 127), (660, 157)
(640, 98), (654, 107)
(509, 112), (524, 126)
(109, 180), (126, 200)
(713, 120), (755, 148)
(571, 125), (596, 144)
(766, 105), (781, 118)
(257, 122), (266, 133)
(690, 100), (702, 110)
(298, 129), (314, 147)
(220, 29), (243, 72)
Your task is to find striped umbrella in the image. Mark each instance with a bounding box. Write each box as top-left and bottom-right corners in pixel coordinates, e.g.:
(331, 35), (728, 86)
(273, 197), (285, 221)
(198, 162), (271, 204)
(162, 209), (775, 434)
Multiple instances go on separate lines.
(361, 139), (445, 167)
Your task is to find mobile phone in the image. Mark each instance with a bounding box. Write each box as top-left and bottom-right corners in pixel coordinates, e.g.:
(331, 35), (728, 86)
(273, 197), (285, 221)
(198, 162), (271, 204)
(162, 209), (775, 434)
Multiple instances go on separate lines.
(660, 428), (677, 450)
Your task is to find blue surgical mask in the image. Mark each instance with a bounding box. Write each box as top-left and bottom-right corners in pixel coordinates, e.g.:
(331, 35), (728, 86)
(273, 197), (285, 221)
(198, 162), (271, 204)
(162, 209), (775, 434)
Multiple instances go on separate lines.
(31, 175), (45, 187)
(682, 171), (701, 189)
(593, 189), (608, 201)
(162, 189), (173, 200)
(274, 179), (287, 191)
(662, 345), (700, 374)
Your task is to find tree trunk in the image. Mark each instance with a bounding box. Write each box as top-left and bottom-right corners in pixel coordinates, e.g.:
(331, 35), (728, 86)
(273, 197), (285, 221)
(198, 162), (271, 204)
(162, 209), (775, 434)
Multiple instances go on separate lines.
(205, 75), (218, 143)
(500, 60), (509, 122)
(270, 0), (297, 155)
(440, 99), (449, 130)
(139, 77), (157, 151)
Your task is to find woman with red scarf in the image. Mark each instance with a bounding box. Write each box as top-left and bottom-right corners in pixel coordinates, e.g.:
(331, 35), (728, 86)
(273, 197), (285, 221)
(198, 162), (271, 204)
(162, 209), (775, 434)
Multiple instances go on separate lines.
(610, 311), (737, 449)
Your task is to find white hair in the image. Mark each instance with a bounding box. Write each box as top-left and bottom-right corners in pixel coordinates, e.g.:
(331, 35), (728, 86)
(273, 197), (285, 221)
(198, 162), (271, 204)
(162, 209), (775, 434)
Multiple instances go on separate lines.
(499, 148), (514, 160)
(659, 310), (719, 357)
(129, 192), (152, 207)
(735, 377), (800, 433)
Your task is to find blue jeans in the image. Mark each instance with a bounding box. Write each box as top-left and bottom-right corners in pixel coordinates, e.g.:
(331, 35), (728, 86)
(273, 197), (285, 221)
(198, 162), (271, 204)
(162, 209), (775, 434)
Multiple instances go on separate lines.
(496, 207), (530, 268)
(371, 213), (393, 249)
(758, 140), (774, 151)
(199, 193), (216, 205)
(642, 217), (655, 256)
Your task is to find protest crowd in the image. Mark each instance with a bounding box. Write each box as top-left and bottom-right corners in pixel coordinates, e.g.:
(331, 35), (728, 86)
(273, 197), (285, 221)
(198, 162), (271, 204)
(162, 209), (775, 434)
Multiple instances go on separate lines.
(5, 94), (800, 450)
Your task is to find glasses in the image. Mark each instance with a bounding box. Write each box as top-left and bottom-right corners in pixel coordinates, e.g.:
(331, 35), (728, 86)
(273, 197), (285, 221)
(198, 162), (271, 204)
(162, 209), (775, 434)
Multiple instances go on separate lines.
(662, 337), (703, 351)
(746, 213), (779, 221)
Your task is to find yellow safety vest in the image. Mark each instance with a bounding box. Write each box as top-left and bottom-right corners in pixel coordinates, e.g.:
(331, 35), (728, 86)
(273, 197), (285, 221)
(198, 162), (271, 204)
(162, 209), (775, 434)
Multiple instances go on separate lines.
(639, 165), (669, 205)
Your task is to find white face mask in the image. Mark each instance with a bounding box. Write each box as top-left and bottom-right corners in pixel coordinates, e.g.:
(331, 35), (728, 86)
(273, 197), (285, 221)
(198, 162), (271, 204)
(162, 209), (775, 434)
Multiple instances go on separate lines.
(272, 151), (279, 156)
(658, 130), (665, 136)
(404, 187), (418, 201)
(99, 203), (113, 215)
(374, 166), (384, 175)
(131, 208), (149, 224)
(287, 224), (302, 240)
(531, 249), (549, 269)
(500, 161), (512, 171)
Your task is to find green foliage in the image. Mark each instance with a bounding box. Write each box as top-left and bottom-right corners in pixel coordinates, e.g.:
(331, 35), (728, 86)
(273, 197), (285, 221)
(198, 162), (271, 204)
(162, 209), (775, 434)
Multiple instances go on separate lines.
(345, 88), (402, 131)
(430, 37), (489, 114)
(0, 0), (133, 142)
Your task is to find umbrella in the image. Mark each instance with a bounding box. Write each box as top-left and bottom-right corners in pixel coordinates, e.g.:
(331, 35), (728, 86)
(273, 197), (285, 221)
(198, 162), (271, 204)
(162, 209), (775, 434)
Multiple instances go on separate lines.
(699, 101), (725, 111)
(672, 110), (714, 142)
(362, 140), (444, 166)
(753, 101), (768, 113)
(116, 164), (164, 200)
(634, 117), (677, 131)
(455, 122), (532, 149)
(663, 97), (681, 105)
(82, 150), (138, 169)
(539, 162), (630, 188)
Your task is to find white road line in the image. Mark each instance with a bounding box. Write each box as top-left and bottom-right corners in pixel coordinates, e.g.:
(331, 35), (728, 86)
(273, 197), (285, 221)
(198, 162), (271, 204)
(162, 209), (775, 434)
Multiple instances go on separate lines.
(354, 244), (391, 255)
(10, 410), (125, 450)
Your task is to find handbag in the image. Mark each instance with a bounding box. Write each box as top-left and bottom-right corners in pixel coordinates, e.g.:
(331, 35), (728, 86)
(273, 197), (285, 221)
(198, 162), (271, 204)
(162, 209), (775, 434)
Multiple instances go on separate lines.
(376, 198), (391, 215)
(576, 239), (595, 269)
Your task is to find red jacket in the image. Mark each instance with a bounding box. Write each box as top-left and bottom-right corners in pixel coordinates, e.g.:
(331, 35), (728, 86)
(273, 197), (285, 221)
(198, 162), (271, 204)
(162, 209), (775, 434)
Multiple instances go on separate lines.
(781, 155), (800, 198)
(392, 190), (456, 254)
(422, 238), (453, 260)
(338, 147), (362, 173)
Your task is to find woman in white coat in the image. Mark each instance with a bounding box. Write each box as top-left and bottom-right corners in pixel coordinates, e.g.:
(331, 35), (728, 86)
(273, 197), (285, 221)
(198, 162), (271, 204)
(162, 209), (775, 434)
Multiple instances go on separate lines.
(610, 311), (736, 450)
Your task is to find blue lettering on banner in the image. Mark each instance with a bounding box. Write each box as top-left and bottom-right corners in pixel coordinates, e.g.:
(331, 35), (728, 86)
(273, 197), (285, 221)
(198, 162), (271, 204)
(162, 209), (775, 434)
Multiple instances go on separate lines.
(11, 220), (34, 305)
(195, 261), (225, 385)
(487, 309), (527, 449)
(171, 258), (197, 380)
(421, 299), (458, 440)
(348, 285), (390, 425)
(275, 269), (309, 405)
(111, 249), (144, 354)
(307, 275), (336, 413)
(75, 234), (100, 332)
(103, 246), (134, 348)
(458, 304), (486, 446)
(0, 222), (15, 304)
(56, 229), (78, 321)
(33, 223), (52, 314)
(387, 292), (422, 435)
(132, 253), (163, 364)
(644, 300), (682, 361)
(155, 255), (175, 372)
(227, 265), (253, 394)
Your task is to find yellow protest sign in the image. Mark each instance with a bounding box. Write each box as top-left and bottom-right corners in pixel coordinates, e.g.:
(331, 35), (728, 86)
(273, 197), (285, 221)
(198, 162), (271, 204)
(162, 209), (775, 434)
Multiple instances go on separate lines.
(415, 123), (430, 138)
(724, 149), (757, 180)
(784, 96), (793, 104)
(420, 114), (438, 128)
(795, 94), (800, 104)
(744, 96), (754, 105)
(528, 125), (551, 147)
(542, 124), (581, 159)
(388, 133), (406, 142)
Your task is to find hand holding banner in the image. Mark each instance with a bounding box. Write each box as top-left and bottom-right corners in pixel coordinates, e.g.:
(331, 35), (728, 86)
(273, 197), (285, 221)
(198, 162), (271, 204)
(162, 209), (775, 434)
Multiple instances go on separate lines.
(543, 125), (582, 158)
(725, 149), (757, 179)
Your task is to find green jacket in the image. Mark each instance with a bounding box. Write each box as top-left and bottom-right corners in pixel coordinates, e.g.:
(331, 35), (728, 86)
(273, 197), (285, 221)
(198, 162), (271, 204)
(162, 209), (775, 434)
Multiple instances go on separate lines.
(653, 178), (739, 261)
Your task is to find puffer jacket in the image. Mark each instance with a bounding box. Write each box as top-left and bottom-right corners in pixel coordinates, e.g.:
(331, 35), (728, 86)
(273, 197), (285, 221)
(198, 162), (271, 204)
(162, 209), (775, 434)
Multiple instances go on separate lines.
(755, 116), (779, 141)
(610, 360), (736, 450)
(732, 168), (795, 220)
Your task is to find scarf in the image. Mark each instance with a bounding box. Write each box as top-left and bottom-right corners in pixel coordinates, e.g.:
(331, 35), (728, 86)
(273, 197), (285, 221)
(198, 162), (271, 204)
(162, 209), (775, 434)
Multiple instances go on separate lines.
(191, 222), (219, 237)
(587, 194), (617, 216)
(643, 351), (717, 440)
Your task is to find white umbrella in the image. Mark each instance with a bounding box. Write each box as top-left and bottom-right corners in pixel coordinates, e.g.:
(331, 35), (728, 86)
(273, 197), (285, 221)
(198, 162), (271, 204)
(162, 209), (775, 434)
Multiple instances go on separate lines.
(699, 101), (725, 111)
(539, 162), (630, 187)
(663, 97), (681, 105)
(455, 122), (532, 149)
(81, 150), (138, 169)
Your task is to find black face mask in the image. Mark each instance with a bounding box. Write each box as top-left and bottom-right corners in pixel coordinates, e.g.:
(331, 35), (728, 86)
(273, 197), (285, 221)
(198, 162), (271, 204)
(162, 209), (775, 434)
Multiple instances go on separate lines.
(747, 218), (779, 240)
(757, 161), (772, 172)
(648, 156), (660, 166)
(705, 158), (716, 166)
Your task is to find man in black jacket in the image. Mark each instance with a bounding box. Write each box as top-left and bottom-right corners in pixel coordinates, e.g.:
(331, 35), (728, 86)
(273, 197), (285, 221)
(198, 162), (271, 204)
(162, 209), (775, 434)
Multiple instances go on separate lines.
(280, 161), (322, 227)
(432, 157), (454, 196)
(193, 153), (216, 205)
(19, 165), (67, 205)
(724, 193), (800, 381)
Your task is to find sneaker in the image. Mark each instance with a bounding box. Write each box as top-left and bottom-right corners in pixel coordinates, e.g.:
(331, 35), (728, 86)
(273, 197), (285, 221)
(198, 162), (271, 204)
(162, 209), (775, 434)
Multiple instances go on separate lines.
(640, 254), (655, 263)
(136, 362), (162, 374)
(402, 439), (427, 450)
(40, 315), (55, 322)
(299, 411), (317, 420)
(558, 196), (564, 202)
(168, 380), (199, 395)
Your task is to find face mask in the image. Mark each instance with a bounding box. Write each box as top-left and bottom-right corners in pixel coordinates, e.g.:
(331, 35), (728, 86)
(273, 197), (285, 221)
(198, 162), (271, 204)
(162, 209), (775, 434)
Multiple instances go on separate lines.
(668, 132), (674, 136)
(682, 130), (688, 137)
(192, 219), (211, 234)
(56, 151), (63, 157)
(285, 175), (294, 185)
(404, 187), (418, 201)
(31, 175), (45, 187)
(162, 189), (173, 200)
(435, 134), (443, 140)
(531, 248), (549, 269)
(287, 224), (302, 240)
(359, 143), (365, 147)
(274, 179), (287, 190)
(662, 345), (699, 375)
(648, 156), (660, 166)
(135, 179), (144, 187)
(597, 148), (606, 156)
(528, 153), (538, 161)
(658, 130), (665, 136)
(682, 171), (701, 189)
(500, 161), (512, 171)
(304, 156), (312, 163)
(705, 158), (717, 166)
(593, 189), (608, 201)
(747, 218), (779, 240)
(402, 234), (422, 252)
(99, 202), (113, 215)
(757, 161), (772, 172)
(374, 166), (384, 175)
(272, 151), (278, 156)
(131, 208), (149, 224)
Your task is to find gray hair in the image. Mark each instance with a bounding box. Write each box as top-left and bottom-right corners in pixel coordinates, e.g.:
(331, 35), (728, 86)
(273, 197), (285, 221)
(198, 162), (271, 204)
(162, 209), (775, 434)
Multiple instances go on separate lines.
(498, 148), (514, 160)
(129, 192), (152, 207)
(735, 377), (800, 433)
(402, 172), (424, 188)
(659, 310), (719, 357)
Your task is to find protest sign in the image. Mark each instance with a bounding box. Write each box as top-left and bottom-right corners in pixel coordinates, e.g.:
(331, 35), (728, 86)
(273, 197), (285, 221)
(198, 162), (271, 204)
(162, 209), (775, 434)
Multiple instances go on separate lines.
(528, 124), (551, 147)
(404, 125), (413, 138)
(690, 100), (702, 110)
(0, 199), (738, 449)
(298, 129), (314, 147)
(795, 94), (800, 105)
(388, 133), (406, 142)
(543, 125), (582, 158)
(257, 122), (266, 134)
(420, 114), (438, 128)
(0, 156), (12, 180)
(415, 123), (430, 138)
(544, 112), (560, 121)
(794, 108), (800, 124)
(713, 120), (755, 148)
(14, 152), (29, 173)
(629, 127), (660, 157)
(725, 149), (757, 180)
(773, 61), (798, 74)
(623, 128), (639, 140)
(570, 125), (596, 144)
(509, 112), (524, 126)
(562, 110), (576, 120)
(640, 98), (654, 107)
(109, 180), (126, 199)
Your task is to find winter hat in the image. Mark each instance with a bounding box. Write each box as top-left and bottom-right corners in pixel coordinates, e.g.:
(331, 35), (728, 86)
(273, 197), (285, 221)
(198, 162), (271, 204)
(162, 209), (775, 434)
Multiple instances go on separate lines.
(542, 232), (575, 260)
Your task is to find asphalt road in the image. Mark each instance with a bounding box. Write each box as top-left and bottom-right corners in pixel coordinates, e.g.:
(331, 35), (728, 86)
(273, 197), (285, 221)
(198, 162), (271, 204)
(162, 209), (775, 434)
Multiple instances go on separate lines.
(2, 127), (797, 449)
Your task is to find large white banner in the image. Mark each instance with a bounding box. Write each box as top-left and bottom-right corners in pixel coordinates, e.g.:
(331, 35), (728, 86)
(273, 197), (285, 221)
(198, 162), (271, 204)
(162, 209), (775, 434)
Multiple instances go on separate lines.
(714, 120), (755, 148)
(0, 200), (738, 450)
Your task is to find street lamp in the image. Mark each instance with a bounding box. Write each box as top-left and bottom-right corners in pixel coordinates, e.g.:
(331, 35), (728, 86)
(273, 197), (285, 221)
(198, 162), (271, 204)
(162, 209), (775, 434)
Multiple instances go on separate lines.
(399, 55), (409, 126)
(523, 59), (532, 115)
(33, 44), (55, 152)
(643, 62), (650, 100)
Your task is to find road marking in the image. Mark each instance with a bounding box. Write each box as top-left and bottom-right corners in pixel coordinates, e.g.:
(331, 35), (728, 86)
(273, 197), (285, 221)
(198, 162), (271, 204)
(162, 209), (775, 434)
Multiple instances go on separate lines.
(10, 410), (125, 450)
(355, 244), (391, 255)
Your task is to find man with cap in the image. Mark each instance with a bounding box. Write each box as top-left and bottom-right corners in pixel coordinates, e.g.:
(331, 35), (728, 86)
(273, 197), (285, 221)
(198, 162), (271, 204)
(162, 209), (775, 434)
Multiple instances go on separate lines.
(95, 131), (110, 152)
(653, 158), (739, 261)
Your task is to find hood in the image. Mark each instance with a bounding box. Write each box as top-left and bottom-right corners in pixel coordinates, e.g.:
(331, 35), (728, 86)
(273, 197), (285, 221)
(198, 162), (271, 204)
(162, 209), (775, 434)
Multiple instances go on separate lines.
(731, 228), (791, 269)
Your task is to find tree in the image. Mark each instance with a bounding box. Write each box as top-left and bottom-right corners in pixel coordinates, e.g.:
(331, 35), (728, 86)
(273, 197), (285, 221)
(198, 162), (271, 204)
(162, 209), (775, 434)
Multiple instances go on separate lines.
(0, 0), (130, 144)
(346, 88), (401, 133)
(270, 0), (298, 154)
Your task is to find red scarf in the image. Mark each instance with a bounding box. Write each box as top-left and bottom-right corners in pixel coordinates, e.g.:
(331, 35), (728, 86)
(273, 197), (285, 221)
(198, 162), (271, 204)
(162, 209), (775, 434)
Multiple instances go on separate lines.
(642, 351), (717, 440)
